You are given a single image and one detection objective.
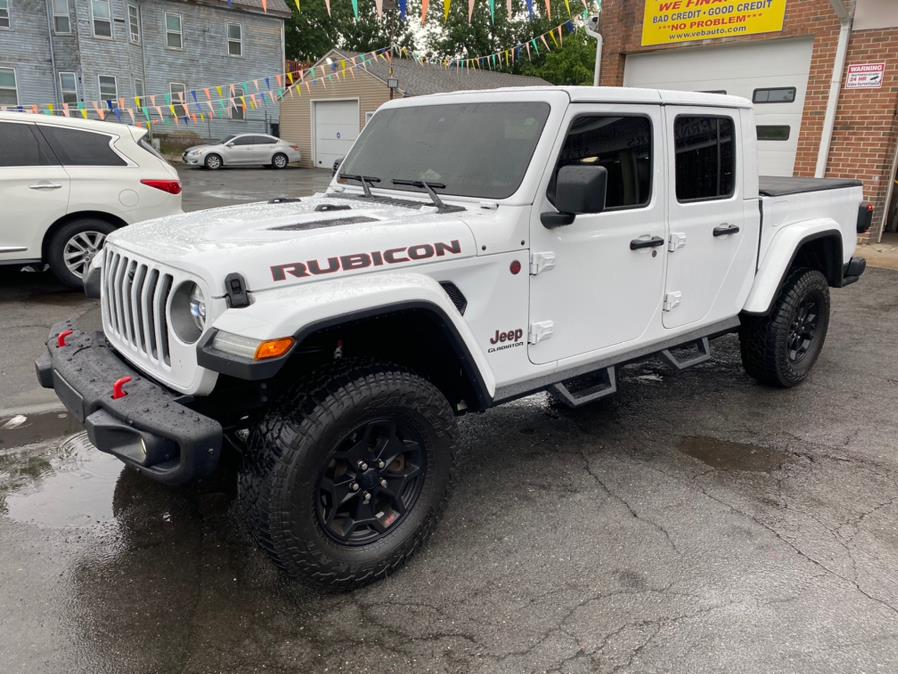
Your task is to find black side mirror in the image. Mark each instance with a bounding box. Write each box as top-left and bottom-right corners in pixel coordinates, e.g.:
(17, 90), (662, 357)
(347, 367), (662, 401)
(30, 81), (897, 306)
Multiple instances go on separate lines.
(541, 165), (608, 228)
(332, 157), (343, 175)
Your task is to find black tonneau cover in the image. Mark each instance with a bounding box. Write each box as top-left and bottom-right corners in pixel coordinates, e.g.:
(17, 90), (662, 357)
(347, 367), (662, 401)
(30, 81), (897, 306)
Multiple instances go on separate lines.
(759, 176), (863, 197)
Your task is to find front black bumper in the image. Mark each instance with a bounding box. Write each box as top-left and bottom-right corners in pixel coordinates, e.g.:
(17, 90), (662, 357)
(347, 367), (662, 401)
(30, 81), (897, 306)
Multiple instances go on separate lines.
(35, 319), (222, 486)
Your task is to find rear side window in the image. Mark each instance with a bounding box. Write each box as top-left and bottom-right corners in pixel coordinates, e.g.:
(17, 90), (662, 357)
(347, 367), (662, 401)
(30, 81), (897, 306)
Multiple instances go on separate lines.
(550, 115), (652, 210)
(36, 125), (127, 166)
(674, 116), (736, 202)
(0, 122), (58, 167)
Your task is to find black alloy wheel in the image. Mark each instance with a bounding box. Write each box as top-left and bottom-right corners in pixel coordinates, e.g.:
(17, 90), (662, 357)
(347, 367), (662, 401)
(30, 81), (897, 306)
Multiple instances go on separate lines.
(787, 298), (820, 363)
(316, 418), (426, 545)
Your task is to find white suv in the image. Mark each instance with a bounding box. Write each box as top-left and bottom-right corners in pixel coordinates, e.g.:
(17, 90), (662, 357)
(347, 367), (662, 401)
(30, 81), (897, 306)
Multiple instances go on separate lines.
(0, 112), (182, 287)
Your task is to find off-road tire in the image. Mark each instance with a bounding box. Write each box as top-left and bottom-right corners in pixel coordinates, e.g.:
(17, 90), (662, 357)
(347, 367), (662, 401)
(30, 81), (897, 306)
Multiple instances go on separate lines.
(204, 153), (223, 170)
(272, 153), (289, 169)
(739, 268), (830, 387)
(47, 218), (116, 288)
(239, 359), (457, 590)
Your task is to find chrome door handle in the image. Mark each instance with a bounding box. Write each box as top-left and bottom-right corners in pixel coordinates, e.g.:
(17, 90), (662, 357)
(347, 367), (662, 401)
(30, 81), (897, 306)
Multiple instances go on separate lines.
(713, 223), (740, 237)
(28, 182), (63, 190)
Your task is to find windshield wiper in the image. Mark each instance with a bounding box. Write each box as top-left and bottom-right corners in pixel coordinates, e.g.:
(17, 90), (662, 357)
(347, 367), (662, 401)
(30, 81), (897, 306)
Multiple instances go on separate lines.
(391, 179), (447, 210)
(340, 174), (381, 198)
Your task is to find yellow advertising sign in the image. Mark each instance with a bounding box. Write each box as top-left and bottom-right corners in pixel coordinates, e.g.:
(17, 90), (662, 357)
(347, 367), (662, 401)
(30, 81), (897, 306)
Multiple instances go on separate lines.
(641, 0), (787, 46)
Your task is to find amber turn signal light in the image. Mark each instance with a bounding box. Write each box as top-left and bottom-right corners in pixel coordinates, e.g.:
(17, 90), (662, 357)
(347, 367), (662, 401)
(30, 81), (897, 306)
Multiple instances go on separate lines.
(254, 337), (295, 360)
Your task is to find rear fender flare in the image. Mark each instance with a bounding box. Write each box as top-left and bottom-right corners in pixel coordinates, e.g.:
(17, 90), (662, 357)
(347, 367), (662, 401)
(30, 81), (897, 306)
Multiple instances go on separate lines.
(742, 221), (843, 315)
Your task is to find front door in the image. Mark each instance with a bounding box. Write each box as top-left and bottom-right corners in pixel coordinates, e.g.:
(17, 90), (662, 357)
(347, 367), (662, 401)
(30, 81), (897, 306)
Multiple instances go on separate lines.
(0, 120), (70, 262)
(528, 105), (667, 365)
(662, 108), (753, 329)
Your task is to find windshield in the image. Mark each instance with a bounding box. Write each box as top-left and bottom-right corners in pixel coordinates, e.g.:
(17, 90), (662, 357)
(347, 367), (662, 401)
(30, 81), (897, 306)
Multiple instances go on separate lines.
(339, 102), (550, 200)
(221, 135), (236, 144)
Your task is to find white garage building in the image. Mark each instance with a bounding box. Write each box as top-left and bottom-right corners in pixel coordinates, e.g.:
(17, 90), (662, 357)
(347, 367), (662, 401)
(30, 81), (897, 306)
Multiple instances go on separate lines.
(624, 39), (814, 176)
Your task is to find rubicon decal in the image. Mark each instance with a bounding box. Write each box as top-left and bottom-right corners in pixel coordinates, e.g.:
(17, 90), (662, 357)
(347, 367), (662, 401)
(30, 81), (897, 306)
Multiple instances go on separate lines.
(488, 328), (525, 353)
(271, 240), (462, 281)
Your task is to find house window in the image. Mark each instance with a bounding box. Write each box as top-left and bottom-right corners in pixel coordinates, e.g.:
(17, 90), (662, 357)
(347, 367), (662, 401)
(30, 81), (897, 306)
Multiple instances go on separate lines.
(0, 68), (17, 105)
(52, 0), (70, 33)
(752, 87), (796, 104)
(170, 82), (187, 117)
(674, 116), (736, 202)
(550, 115), (653, 210)
(98, 75), (117, 104)
(128, 4), (140, 43)
(59, 72), (78, 104)
(165, 12), (182, 49)
(133, 78), (144, 99)
(227, 23), (242, 56)
(91, 0), (112, 38)
(0, 0), (10, 29)
(230, 84), (245, 120)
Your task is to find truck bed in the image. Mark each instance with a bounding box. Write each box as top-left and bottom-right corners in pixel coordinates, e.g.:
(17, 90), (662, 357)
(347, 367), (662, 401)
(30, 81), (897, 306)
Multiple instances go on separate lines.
(757, 177), (864, 272)
(759, 176), (863, 197)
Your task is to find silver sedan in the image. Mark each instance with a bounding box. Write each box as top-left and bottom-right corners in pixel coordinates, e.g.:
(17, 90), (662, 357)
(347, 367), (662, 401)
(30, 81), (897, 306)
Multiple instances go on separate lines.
(182, 133), (301, 170)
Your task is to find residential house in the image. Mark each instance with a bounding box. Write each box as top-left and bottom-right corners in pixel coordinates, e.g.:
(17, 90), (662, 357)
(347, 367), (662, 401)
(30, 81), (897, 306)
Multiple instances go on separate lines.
(0, 0), (290, 138)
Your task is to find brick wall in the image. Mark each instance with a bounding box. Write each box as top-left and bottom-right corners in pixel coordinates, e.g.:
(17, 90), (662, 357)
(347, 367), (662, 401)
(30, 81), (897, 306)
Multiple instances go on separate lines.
(826, 26), (898, 238)
(598, 0), (898, 238)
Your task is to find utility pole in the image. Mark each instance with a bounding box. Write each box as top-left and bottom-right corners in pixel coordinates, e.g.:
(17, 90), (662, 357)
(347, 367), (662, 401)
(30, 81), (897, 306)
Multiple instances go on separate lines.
(584, 13), (603, 87)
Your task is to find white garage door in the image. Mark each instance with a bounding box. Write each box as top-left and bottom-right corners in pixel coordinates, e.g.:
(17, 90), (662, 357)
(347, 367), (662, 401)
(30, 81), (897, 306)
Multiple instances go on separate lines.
(624, 39), (814, 176)
(314, 100), (360, 168)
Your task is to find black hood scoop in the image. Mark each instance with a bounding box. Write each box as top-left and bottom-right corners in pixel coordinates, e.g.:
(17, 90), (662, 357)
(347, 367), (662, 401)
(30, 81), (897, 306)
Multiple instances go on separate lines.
(270, 215), (379, 231)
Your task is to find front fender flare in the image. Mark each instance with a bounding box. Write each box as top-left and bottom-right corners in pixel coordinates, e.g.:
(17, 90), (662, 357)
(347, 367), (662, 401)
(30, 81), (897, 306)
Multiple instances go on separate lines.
(198, 273), (496, 402)
(742, 221), (843, 315)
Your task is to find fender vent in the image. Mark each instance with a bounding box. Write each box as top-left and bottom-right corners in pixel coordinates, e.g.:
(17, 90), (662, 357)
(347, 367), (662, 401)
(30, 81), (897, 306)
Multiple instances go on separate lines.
(440, 281), (467, 315)
(315, 203), (351, 212)
(271, 216), (377, 231)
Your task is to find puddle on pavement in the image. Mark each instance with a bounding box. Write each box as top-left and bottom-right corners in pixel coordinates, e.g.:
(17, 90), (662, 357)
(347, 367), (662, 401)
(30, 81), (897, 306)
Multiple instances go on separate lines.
(2, 433), (122, 528)
(0, 411), (83, 448)
(678, 435), (788, 473)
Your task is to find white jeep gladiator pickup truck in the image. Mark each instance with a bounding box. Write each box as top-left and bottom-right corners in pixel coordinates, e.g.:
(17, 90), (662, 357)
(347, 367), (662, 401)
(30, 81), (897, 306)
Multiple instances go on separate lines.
(36, 87), (871, 589)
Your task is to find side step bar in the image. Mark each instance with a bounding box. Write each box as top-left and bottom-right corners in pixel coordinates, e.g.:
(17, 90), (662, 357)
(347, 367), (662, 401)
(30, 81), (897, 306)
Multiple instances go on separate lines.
(659, 337), (711, 370)
(549, 338), (713, 409)
(549, 367), (616, 408)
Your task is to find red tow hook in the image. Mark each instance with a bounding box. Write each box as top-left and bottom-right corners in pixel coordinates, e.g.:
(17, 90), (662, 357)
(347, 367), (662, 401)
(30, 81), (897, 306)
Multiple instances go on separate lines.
(57, 329), (74, 347)
(112, 376), (133, 400)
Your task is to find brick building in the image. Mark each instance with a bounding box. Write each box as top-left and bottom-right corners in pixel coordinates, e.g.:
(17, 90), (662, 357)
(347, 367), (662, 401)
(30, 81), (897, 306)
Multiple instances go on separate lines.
(597, 0), (898, 241)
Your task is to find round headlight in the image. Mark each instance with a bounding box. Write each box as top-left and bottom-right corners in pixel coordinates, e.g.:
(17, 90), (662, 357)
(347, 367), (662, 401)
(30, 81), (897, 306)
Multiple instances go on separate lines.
(170, 282), (206, 344)
(189, 284), (206, 331)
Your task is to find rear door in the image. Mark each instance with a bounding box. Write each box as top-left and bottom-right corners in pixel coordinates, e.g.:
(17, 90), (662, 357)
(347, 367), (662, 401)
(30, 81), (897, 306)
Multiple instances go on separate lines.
(0, 120), (70, 262)
(249, 135), (277, 163)
(662, 108), (755, 330)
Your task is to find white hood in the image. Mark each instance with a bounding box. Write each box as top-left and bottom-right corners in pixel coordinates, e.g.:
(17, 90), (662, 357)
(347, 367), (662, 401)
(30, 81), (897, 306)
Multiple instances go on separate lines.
(108, 194), (478, 294)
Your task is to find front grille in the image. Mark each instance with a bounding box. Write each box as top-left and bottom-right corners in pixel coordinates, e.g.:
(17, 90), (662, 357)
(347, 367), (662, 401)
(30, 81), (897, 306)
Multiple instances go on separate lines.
(103, 250), (174, 367)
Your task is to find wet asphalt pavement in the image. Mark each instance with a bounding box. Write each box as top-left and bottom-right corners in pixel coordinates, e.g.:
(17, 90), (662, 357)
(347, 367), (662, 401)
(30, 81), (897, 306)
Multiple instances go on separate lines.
(3, 168), (898, 672)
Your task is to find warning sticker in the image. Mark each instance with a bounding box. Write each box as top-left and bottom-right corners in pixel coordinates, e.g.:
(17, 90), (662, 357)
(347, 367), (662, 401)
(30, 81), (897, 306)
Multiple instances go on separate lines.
(846, 63), (886, 89)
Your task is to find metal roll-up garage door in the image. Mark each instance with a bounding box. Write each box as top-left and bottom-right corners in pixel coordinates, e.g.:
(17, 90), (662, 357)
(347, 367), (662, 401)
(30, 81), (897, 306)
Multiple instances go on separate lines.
(313, 100), (359, 168)
(624, 39), (814, 176)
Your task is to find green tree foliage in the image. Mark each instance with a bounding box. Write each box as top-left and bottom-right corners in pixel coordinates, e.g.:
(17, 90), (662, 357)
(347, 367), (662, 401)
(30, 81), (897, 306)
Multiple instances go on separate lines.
(285, 0), (418, 62)
(518, 28), (596, 85)
(284, 0), (596, 87)
(422, 0), (555, 65)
